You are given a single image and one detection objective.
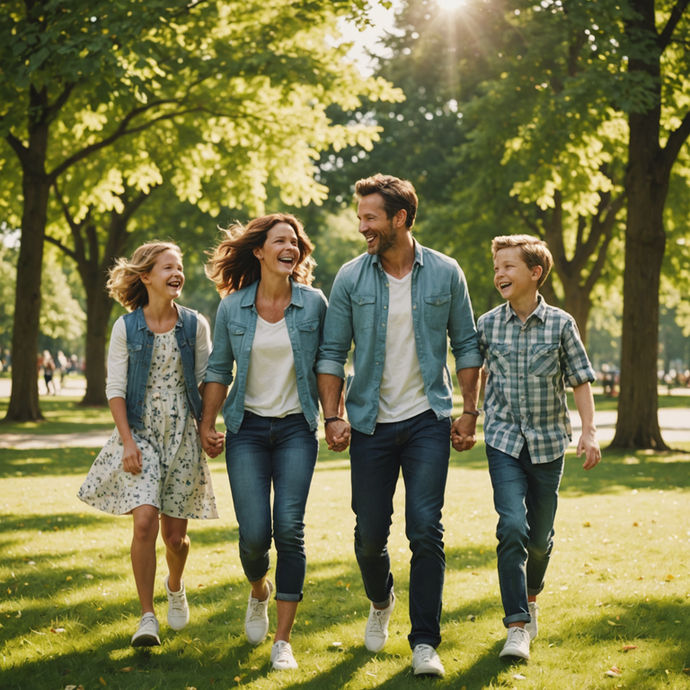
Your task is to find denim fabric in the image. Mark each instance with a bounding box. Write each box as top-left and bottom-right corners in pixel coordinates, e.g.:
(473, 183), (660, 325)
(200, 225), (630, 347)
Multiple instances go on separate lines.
(205, 280), (327, 433)
(350, 410), (451, 649)
(225, 412), (318, 601)
(316, 243), (483, 435)
(123, 305), (201, 430)
(486, 443), (564, 627)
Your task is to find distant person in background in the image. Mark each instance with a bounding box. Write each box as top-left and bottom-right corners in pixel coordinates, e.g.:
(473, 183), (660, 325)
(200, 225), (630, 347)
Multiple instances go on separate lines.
(57, 350), (69, 385)
(42, 350), (57, 395)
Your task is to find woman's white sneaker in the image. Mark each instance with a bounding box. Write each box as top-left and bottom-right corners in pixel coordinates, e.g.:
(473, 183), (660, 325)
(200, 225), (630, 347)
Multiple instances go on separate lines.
(412, 644), (445, 676)
(164, 576), (190, 630)
(364, 591), (395, 652)
(131, 613), (161, 647)
(499, 626), (530, 660)
(271, 640), (298, 670)
(244, 580), (273, 644)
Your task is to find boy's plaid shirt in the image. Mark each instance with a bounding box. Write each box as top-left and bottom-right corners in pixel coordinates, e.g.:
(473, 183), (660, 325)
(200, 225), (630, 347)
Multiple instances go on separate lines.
(477, 296), (595, 463)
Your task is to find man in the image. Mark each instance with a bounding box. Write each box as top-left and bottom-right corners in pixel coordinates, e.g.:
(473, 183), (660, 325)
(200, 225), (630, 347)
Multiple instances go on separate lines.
(316, 174), (482, 676)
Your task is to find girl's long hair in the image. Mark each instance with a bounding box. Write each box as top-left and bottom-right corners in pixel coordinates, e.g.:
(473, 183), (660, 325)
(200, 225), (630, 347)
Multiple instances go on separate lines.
(206, 213), (315, 297)
(107, 242), (182, 311)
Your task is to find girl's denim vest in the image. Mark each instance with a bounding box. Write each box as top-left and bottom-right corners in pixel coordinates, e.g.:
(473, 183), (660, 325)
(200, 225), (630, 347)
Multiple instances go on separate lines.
(123, 305), (202, 431)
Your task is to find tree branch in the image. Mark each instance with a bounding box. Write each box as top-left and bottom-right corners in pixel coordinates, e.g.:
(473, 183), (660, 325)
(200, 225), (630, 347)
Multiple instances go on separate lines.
(45, 82), (77, 125)
(44, 234), (77, 261)
(662, 108), (690, 177)
(659, 0), (690, 50)
(4, 131), (28, 165)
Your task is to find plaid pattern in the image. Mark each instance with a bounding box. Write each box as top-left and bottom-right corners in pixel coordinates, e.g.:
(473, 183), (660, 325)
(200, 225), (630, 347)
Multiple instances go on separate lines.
(477, 296), (595, 463)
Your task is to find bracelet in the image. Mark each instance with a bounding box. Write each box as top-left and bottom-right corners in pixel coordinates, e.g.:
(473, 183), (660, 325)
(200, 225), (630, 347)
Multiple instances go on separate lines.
(324, 416), (345, 426)
(462, 409), (481, 417)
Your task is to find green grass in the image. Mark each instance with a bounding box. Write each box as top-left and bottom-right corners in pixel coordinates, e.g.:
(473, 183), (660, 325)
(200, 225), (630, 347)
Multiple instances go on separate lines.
(2, 434), (690, 690)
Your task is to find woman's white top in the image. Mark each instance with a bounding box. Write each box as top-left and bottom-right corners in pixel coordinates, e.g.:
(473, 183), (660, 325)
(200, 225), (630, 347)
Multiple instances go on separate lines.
(105, 312), (212, 400)
(244, 315), (302, 418)
(377, 270), (431, 423)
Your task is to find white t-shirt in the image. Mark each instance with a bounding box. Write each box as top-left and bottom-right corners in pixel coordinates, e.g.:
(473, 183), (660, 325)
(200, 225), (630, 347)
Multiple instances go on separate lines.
(106, 311), (212, 400)
(244, 316), (302, 418)
(377, 271), (431, 423)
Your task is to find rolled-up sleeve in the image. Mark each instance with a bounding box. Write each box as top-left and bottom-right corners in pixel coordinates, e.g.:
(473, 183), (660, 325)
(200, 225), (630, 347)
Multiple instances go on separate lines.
(561, 320), (596, 387)
(316, 270), (353, 380)
(105, 318), (128, 400)
(448, 263), (483, 370)
(204, 300), (235, 386)
(194, 313), (212, 385)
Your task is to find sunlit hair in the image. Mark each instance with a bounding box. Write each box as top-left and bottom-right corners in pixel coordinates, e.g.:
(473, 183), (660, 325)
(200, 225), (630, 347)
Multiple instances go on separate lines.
(206, 214), (315, 297)
(491, 234), (553, 288)
(107, 242), (183, 310)
(354, 173), (418, 228)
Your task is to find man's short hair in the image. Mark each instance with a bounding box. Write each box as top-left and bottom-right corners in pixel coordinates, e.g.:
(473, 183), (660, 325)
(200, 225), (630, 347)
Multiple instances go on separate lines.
(354, 174), (418, 228)
(491, 234), (553, 288)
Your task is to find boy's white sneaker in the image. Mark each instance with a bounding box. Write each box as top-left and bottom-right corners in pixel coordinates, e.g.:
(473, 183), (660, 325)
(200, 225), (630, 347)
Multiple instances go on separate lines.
(364, 591), (395, 652)
(244, 580), (273, 645)
(525, 601), (539, 640)
(131, 612), (161, 647)
(412, 644), (445, 676)
(164, 575), (190, 631)
(271, 640), (298, 670)
(499, 626), (531, 660)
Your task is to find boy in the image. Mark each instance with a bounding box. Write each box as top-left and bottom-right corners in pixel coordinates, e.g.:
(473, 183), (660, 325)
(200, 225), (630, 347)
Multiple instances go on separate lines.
(475, 235), (600, 660)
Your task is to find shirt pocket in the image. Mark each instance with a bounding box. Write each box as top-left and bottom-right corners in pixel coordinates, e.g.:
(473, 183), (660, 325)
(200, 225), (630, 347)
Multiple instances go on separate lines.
(227, 321), (247, 352)
(351, 293), (376, 329)
(297, 319), (321, 362)
(487, 343), (511, 377)
(529, 343), (560, 377)
(423, 292), (452, 329)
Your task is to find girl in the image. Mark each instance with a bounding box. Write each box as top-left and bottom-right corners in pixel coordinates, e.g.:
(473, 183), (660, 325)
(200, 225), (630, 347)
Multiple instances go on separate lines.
(78, 242), (218, 647)
(200, 214), (328, 671)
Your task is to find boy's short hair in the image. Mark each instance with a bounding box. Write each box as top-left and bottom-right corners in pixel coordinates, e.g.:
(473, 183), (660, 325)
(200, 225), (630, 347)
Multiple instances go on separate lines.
(491, 234), (553, 288)
(354, 174), (418, 228)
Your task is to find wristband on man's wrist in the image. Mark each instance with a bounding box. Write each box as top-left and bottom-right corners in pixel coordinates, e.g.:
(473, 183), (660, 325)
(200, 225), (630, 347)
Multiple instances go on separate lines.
(462, 409), (481, 417)
(324, 416), (345, 426)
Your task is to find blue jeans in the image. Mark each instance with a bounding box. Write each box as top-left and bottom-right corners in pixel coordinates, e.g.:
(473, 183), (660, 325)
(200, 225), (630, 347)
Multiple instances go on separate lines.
(350, 409), (451, 649)
(486, 443), (564, 627)
(225, 412), (318, 602)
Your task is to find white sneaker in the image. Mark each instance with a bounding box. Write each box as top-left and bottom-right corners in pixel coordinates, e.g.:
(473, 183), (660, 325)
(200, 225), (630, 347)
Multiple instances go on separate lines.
(244, 580), (273, 645)
(499, 626), (531, 660)
(271, 640), (298, 670)
(412, 644), (445, 676)
(525, 601), (538, 640)
(364, 591), (395, 652)
(164, 575), (190, 631)
(131, 613), (161, 647)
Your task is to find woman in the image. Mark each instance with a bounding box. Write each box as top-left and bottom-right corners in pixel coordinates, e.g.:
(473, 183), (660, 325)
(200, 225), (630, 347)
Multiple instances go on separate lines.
(200, 214), (328, 671)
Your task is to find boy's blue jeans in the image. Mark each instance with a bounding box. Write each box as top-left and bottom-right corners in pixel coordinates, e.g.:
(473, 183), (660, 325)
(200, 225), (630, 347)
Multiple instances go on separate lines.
(350, 409), (451, 649)
(225, 412), (318, 602)
(486, 443), (564, 627)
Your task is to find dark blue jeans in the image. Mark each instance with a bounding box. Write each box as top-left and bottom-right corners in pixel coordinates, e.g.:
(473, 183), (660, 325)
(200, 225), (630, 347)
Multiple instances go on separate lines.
(225, 412), (318, 602)
(486, 443), (564, 627)
(350, 409), (451, 649)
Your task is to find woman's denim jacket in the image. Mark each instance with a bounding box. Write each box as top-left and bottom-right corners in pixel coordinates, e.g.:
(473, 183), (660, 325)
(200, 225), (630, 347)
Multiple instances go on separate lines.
(205, 280), (327, 433)
(123, 305), (202, 430)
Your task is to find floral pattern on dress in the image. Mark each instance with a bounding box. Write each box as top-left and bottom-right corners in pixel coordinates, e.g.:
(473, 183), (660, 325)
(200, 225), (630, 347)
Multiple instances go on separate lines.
(78, 329), (218, 519)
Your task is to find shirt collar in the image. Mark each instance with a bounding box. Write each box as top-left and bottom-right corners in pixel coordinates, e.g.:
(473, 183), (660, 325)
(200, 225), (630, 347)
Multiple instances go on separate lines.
(504, 293), (546, 324)
(240, 279), (303, 308)
(372, 238), (423, 269)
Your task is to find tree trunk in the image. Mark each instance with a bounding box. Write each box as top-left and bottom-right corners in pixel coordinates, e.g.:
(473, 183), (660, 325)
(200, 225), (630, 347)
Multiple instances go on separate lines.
(563, 288), (591, 345)
(81, 286), (116, 406)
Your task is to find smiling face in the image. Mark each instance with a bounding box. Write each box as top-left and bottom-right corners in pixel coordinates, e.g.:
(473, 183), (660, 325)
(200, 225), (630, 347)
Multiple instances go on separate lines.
(493, 246), (542, 303)
(141, 248), (184, 300)
(357, 193), (400, 256)
(253, 222), (300, 278)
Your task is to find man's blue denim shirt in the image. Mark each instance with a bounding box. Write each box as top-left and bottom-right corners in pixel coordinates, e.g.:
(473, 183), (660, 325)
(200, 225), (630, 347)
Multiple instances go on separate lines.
(316, 242), (483, 435)
(205, 280), (327, 434)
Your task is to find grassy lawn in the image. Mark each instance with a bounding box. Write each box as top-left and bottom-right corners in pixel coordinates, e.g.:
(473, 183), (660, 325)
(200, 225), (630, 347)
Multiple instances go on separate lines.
(2, 431), (689, 690)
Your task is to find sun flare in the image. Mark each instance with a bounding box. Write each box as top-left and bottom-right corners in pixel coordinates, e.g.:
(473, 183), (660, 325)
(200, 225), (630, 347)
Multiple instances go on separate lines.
(435, 0), (467, 11)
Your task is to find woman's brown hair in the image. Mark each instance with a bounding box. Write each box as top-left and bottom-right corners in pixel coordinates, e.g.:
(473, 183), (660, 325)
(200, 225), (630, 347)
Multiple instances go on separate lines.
(206, 214), (315, 297)
(107, 242), (183, 310)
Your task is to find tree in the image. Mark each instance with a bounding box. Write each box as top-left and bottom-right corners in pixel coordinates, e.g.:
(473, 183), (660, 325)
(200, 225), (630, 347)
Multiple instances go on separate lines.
(1, 0), (401, 418)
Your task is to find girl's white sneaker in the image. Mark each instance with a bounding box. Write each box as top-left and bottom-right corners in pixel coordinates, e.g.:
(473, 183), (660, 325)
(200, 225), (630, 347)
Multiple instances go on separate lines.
(271, 640), (298, 670)
(131, 613), (161, 647)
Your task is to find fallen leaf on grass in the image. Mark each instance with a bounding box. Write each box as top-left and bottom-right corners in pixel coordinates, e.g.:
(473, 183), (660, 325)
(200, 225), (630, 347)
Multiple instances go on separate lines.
(331, 641), (342, 647)
(51, 627), (66, 633)
(682, 668), (690, 675)
(99, 678), (107, 686)
(64, 686), (84, 690)
(583, 521), (591, 527)
(605, 666), (622, 678)
(513, 673), (527, 680)
(607, 621), (623, 627)
(622, 645), (638, 652)
(119, 667), (134, 673)
(665, 574), (675, 581)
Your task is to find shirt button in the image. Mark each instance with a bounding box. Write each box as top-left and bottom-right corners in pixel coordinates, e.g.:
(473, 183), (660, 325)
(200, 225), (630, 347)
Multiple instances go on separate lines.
(385, 283), (389, 287)
(519, 374), (524, 379)
(384, 306), (387, 309)
(413, 305), (417, 309)
(382, 323), (386, 327)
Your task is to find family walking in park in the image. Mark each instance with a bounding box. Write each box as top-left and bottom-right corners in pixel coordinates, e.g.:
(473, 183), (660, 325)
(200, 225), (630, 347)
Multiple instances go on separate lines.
(78, 173), (601, 675)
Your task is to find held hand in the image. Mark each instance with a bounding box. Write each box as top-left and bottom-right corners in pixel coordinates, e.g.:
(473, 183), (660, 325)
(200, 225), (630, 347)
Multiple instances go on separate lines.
(451, 414), (478, 453)
(121, 439), (143, 475)
(577, 433), (601, 470)
(325, 419), (351, 453)
(200, 426), (225, 458)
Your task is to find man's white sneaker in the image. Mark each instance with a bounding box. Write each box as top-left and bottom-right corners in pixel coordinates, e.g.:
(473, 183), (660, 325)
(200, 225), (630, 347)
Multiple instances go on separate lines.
(244, 580), (273, 645)
(412, 644), (445, 676)
(499, 626), (531, 660)
(364, 591), (395, 652)
(271, 640), (298, 670)
(164, 575), (190, 631)
(131, 613), (161, 647)
(525, 601), (539, 640)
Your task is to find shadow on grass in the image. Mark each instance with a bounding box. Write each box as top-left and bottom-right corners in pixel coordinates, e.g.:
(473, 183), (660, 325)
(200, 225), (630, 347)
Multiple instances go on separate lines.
(0, 447), (99, 478)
